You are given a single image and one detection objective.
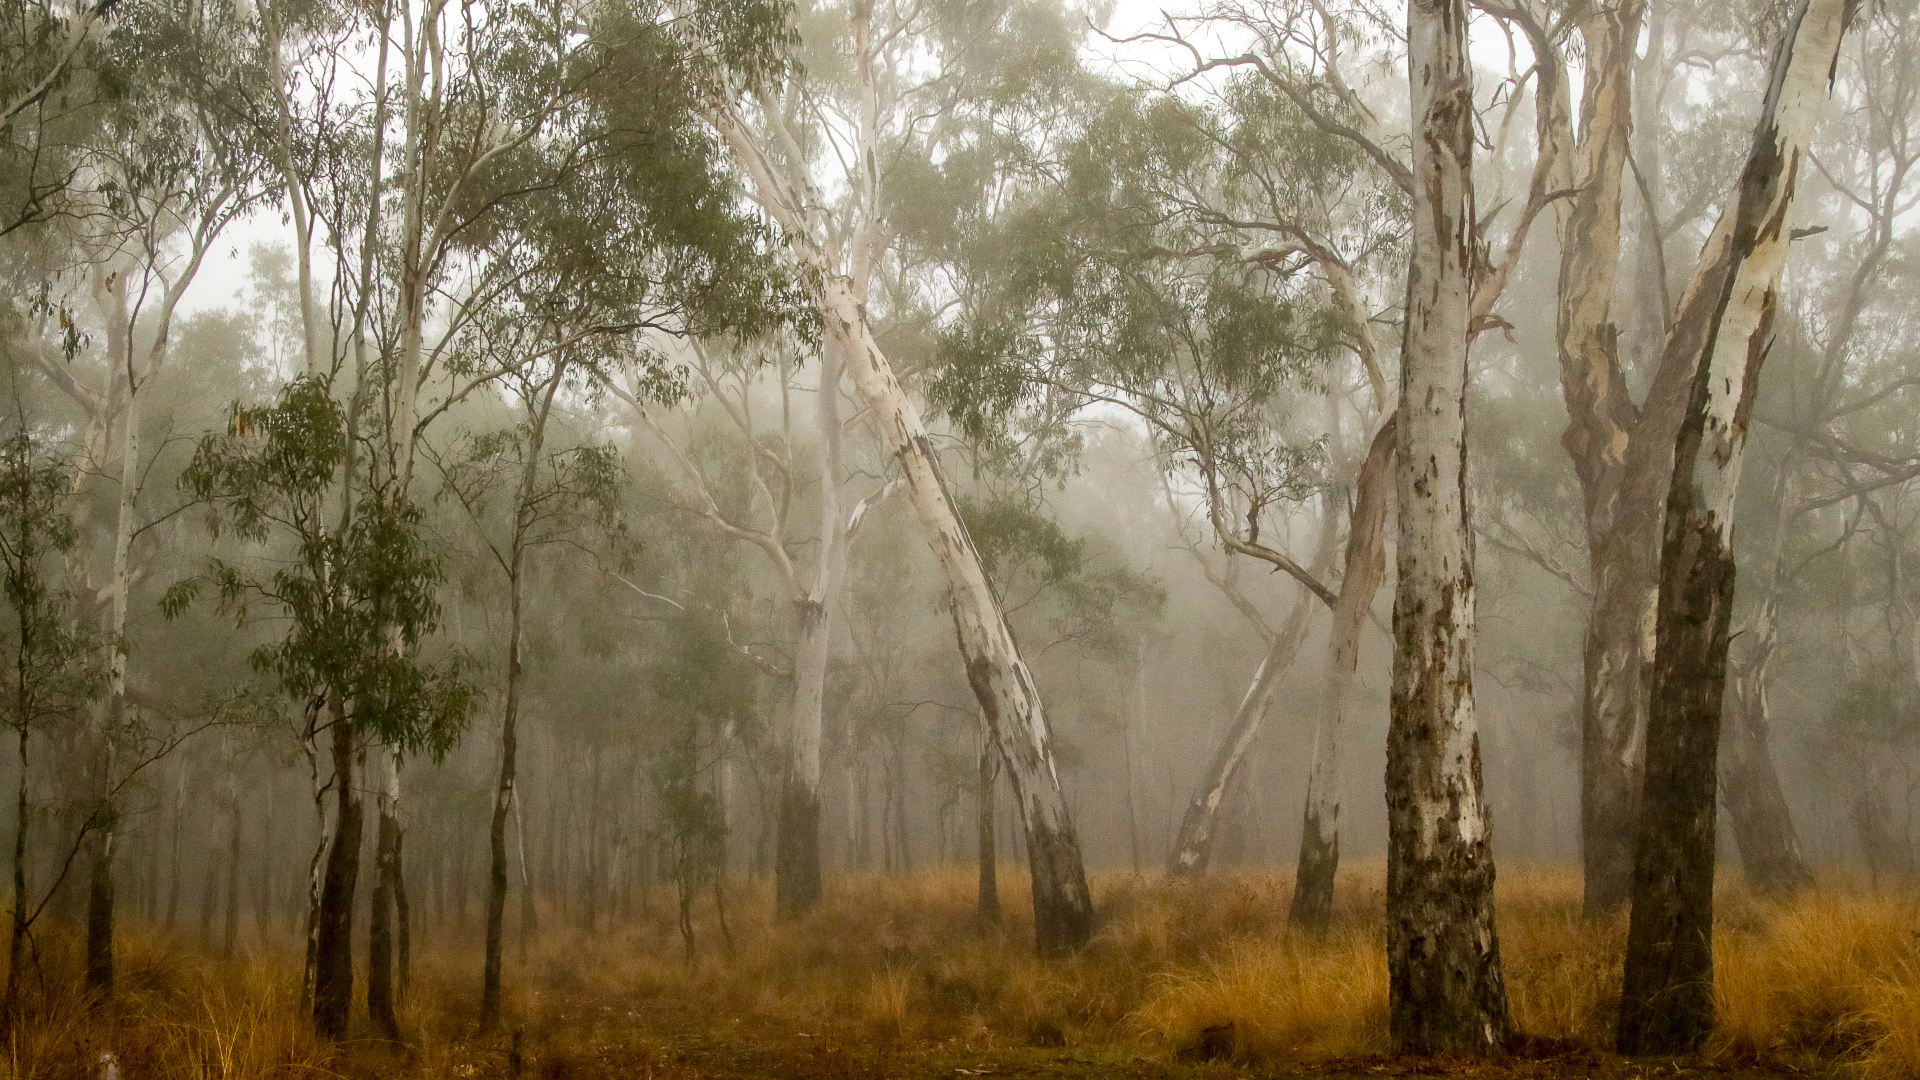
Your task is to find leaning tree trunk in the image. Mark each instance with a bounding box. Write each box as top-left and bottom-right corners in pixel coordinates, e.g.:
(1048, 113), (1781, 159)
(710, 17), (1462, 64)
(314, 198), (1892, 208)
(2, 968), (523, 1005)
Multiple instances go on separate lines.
(824, 281), (1094, 955)
(1388, 0), (1510, 1054)
(778, 346), (847, 918)
(368, 748), (402, 1041)
(1291, 413), (1395, 930)
(312, 708), (364, 1039)
(1618, 0), (1856, 1055)
(1168, 598), (1314, 878)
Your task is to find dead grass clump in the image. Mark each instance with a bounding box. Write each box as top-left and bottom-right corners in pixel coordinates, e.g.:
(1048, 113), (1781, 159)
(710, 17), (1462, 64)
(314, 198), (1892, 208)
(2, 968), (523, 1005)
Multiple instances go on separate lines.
(1131, 926), (1387, 1063)
(1497, 868), (1622, 1045)
(1709, 889), (1917, 1064)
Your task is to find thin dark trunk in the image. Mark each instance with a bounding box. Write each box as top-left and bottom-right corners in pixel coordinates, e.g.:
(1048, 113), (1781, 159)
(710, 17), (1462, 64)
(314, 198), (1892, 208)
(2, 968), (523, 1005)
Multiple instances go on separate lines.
(368, 793), (400, 1041)
(976, 743), (999, 923)
(6, 722), (28, 1021)
(312, 710), (363, 1039)
(223, 761), (242, 959)
(481, 564), (523, 1032)
(84, 828), (114, 990)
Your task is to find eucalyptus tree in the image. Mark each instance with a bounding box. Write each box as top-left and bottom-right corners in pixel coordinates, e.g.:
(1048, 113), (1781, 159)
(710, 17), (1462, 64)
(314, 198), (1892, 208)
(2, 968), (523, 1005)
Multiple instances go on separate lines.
(0, 0), (120, 244)
(692, 0), (1102, 953)
(1618, 0), (1859, 1054)
(1718, 4), (1920, 895)
(1377, 0), (1511, 1051)
(28, 0), (275, 992)
(428, 17), (793, 1009)
(208, 0), (776, 1034)
(171, 380), (479, 1039)
(437, 367), (624, 1029)
(615, 332), (892, 918)
(0, 432), (105, 1022)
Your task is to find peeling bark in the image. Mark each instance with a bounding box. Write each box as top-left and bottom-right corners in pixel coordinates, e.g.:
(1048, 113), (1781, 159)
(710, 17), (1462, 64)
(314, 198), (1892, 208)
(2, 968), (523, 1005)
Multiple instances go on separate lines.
(1388, 0), (1510, 1054)
(1618, 0), (1856, 1054)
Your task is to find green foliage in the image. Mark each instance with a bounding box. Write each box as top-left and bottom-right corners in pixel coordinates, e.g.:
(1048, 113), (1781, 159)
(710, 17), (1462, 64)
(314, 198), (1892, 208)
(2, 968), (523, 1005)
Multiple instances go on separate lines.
(171, 377), (477, 760)
(957, 492), (1164, 660)
(0, 434), (107, 731)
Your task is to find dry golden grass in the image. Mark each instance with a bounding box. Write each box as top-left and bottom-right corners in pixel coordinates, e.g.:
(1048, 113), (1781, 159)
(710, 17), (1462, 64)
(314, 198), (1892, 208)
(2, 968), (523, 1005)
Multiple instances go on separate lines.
(11, 864), (1920, 1078)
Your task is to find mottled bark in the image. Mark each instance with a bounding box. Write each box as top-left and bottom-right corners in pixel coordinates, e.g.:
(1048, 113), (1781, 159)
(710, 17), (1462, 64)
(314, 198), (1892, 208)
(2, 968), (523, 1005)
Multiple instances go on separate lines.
(1291, 414), (1395, 930)
(710, 0), (1092, 953)
(1388, 0), (1510, 1054)
(1618, 0), (1855, 1054)
(825, 286), (1093, 955)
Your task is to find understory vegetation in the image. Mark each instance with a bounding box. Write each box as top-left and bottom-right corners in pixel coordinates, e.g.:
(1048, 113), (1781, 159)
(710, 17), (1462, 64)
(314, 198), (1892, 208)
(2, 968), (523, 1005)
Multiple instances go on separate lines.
(15, 868), (1920, 1079)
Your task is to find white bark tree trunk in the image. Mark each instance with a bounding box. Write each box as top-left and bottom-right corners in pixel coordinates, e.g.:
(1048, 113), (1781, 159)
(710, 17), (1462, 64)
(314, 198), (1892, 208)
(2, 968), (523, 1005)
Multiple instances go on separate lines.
(1387, 0), (1509, 1053)
(1166, 596), (1314, 878)
(1291, 412), (1395, 930)
(822, 281), (1094, 951)
(777, 344), (847, 916)
(1619, 0), (1857, 1053)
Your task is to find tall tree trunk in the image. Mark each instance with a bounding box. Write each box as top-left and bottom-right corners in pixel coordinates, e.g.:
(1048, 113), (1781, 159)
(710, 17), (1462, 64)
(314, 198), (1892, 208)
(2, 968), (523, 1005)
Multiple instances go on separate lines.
(313, 706), (363, 1039)
(1291, 414), (1395, 930)
(85, 376), (144, 988)
(977, 741), (999, 922)
(1618, 0), (1856, 1054)
(778, 349), (845, 917)
(824, 287), (1093, 955)
(1539, 0), (1655, 917)
(1168, 596), (1312, 877)
(300, 699), (331, 1015)
(481, 559), (524, 1032)
(1388, 0), (1510, 1054)
(6, 722), (29, 1021)
(368, 748), (402, 1041)
(223, 749), (242, 959)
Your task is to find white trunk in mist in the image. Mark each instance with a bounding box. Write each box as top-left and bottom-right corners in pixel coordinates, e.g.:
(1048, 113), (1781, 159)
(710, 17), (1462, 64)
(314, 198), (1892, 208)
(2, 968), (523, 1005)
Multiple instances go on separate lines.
(1385, 0), (1509, 1053)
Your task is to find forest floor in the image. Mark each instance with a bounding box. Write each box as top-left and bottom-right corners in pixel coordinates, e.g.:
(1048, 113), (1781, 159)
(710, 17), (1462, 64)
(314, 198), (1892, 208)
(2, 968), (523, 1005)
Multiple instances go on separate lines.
(390, 989), (1808, 1080)
(21, 867), (1919, 1080)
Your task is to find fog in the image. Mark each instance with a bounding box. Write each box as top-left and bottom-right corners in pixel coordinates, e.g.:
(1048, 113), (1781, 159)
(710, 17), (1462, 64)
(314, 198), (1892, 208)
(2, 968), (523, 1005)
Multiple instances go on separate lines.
(0, 0), (1913, 1060)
